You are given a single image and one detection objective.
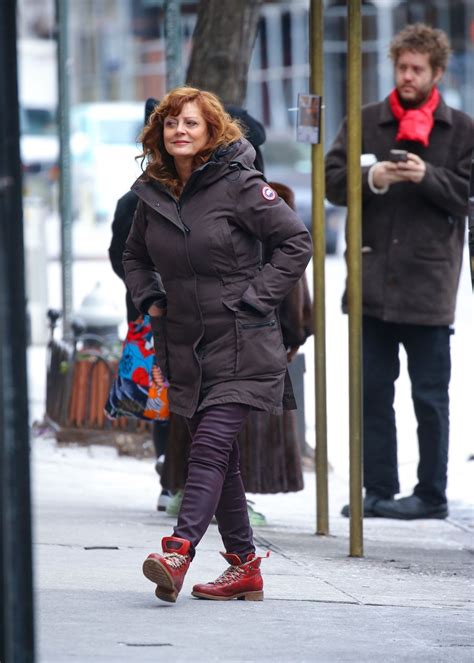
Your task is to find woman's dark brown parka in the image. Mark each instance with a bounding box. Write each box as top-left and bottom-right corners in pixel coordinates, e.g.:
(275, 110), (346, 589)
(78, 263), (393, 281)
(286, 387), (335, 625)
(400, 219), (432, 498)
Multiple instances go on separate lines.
(123, 139), (313, 419)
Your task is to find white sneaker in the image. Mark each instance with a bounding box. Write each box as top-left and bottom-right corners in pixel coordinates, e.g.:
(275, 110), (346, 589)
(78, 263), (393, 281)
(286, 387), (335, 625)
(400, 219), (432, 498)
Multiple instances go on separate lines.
(157, 489), (173, 512)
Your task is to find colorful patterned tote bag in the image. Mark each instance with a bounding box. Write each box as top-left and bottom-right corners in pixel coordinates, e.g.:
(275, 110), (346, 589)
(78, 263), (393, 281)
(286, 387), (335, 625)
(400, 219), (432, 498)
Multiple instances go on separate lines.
(105, 315), (169, 421)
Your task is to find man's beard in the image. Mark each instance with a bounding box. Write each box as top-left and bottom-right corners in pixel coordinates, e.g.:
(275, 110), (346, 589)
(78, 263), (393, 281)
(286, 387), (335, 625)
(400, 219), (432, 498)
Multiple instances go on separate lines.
(397, 83), (435, 109)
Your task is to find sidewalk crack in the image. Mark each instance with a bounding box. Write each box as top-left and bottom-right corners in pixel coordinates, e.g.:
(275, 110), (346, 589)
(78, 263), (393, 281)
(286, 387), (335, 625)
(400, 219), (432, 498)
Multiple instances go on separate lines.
(254, 534), (363, 605)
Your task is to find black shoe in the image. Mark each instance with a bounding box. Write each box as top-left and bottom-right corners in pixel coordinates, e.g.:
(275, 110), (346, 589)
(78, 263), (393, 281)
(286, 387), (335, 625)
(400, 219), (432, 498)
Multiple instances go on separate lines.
(372, 494), (448, 520)
(340, 493), (390, 518)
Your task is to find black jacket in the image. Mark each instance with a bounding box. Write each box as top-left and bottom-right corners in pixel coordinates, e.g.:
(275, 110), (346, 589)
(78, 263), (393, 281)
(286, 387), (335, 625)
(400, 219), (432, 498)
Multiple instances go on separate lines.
(109, 190), (140, 322)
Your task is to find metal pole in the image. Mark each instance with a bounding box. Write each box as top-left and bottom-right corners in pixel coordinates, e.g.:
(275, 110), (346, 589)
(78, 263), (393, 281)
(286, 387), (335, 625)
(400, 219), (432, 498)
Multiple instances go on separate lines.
(164, 0), (183, 91)
(310, 0), (329, 535)
(0, 1), (36, 660)
(347, 0), (363, 557)
(55, 0), (73, 339)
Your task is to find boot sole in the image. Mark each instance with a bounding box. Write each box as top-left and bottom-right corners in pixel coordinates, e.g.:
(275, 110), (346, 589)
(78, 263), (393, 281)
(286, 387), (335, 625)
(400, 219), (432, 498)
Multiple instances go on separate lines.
(373, 510), (448, 520)
(142, 557), (178, 603)
(191, 590), (264, 601)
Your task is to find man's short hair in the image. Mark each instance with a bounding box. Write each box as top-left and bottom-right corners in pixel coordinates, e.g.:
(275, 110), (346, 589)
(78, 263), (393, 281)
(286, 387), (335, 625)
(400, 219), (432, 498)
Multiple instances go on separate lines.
(389, 23), (451, 72)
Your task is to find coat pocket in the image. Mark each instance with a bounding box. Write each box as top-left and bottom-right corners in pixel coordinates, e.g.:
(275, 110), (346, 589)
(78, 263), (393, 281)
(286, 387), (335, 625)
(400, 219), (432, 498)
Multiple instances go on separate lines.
(231, 305), (287, 377)
(150, 316), (170, 380)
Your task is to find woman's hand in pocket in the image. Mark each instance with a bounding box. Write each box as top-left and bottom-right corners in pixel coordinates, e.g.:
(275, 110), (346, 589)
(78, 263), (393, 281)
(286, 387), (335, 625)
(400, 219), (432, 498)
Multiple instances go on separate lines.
(148, 303), (167, 317)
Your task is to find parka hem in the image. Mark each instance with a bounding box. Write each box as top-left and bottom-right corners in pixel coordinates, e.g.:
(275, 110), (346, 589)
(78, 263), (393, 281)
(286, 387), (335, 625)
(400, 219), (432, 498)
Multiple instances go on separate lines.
(168, 394), (285, 419)
(342, 303), (455, 327)
(198, 394), (284, 417)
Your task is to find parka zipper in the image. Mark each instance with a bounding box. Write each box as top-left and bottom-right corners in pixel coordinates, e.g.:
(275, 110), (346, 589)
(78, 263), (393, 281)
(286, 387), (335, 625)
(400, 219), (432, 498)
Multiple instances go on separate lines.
(175, 164), (217, 233)
(176, 200), (190, 233)
(241, 319), (276, 329)
(174, 197), (205, 414)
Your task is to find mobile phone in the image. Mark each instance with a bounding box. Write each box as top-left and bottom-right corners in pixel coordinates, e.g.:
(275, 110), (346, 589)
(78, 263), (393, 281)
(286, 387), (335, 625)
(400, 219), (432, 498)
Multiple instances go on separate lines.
(389, 149), (408, 163)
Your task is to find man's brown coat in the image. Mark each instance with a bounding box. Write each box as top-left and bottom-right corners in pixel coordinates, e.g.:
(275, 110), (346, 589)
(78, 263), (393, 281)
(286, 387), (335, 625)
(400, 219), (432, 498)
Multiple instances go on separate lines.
(325, 96), (473, 326)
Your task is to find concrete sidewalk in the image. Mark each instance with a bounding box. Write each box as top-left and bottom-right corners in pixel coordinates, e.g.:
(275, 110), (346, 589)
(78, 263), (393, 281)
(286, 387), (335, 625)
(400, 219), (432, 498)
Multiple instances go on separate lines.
(32, 438), (473, 662)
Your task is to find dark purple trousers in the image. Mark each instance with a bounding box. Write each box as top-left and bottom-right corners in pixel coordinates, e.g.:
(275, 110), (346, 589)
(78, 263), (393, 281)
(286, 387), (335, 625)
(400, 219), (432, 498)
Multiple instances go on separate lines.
(173, 403), (255, 560)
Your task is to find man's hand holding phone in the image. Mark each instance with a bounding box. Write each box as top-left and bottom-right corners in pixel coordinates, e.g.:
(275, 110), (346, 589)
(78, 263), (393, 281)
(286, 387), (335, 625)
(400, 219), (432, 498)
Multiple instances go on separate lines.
(371, 160), (406, 189)
(394, 152), (427, 183)
(371, 150), (426, 190)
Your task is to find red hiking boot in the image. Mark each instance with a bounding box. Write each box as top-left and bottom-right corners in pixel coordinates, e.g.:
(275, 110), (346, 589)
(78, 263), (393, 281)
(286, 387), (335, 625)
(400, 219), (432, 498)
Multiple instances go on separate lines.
(191, 551), (268, 601)
(142, 536), (192, 603)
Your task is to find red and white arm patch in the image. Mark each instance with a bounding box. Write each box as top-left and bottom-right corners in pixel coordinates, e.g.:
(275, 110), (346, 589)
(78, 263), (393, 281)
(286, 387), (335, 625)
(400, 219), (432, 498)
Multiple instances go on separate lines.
(261, 185), (277, 201)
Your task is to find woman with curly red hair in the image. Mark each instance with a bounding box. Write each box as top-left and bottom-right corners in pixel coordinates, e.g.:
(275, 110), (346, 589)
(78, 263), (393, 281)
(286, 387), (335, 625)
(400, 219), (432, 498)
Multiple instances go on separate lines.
(124, 86), (312, 603)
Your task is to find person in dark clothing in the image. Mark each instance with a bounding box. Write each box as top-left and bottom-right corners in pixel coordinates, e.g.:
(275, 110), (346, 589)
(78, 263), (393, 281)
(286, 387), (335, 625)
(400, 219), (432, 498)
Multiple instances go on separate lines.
(161, 110), (310, 518)
(224, 104), (266, 173)
(109, 190), (141, 322)
(325, 24), (473, 520)
(238, 181), (312, 495)
(109, 97), (158, 322)
(110, 101), (270, 514)
(108, 97), (173, 512)
(163, 182), (312, 524)
(123, 86), (312, 603)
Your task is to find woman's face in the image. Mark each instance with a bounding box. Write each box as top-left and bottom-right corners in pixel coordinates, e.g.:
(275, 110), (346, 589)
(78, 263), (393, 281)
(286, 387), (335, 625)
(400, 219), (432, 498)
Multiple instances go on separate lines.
(163, 101), (210, 160)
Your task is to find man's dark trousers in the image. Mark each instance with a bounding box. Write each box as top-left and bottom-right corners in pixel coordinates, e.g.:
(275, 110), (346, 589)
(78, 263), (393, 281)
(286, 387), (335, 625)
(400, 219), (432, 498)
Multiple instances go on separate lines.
(363, 315), (451, 505)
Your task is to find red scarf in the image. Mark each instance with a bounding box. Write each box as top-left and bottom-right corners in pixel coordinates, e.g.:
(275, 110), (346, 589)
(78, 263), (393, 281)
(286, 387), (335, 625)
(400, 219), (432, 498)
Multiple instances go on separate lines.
(388, 87), (440, 147)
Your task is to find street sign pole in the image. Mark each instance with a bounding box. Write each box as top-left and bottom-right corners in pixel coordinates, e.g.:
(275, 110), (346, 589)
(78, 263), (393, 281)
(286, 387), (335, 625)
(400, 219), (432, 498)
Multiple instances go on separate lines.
(309, 0), (329, 536)
(347, 0), (364, 557)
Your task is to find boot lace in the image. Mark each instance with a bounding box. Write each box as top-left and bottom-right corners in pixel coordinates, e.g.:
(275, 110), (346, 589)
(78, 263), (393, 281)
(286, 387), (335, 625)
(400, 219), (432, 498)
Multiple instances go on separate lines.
(213, 565), (244, 585)
(163, 552), (187, 569)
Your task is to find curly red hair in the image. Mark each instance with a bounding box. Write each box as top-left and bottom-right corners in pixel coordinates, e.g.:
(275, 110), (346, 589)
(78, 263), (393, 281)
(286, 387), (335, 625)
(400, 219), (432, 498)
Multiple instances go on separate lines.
(138, 87), (243, 195)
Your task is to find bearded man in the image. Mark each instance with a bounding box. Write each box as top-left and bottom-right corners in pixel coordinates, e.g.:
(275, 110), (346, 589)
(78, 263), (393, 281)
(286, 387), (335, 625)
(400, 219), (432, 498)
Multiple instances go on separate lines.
(325, 24), (473, 520)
